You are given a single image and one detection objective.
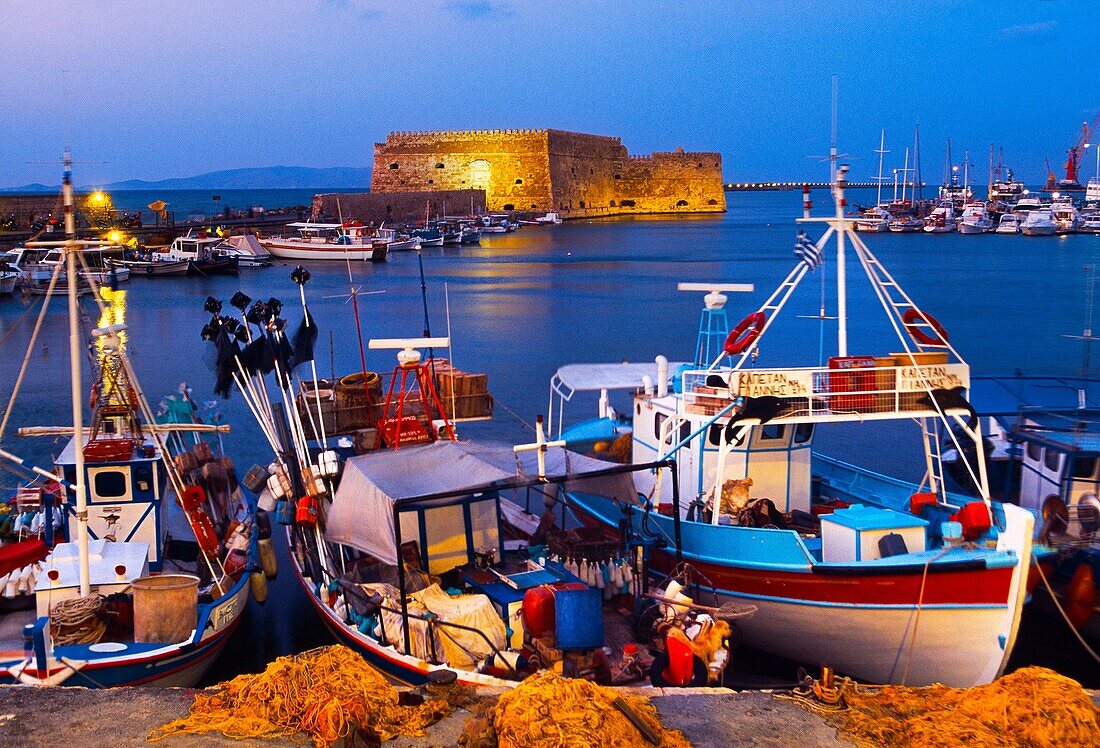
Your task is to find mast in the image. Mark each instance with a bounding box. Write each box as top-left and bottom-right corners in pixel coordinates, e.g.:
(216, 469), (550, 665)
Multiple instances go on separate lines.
(913, 125), (923, 201)
(874, 129), (887, 207)
(901, 147), (910, 203)
(63, 150), (91, 596)
(987, 144), (995, 201)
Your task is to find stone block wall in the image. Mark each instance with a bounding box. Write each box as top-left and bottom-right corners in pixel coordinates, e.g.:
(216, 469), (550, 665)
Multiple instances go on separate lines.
(311, 189), (486, 225)
(371, 129), (725, 218)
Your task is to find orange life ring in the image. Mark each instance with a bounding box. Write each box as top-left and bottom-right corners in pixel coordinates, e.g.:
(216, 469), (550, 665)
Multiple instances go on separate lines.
(902, 308), (949, 346)
(724, 312), (766, 355)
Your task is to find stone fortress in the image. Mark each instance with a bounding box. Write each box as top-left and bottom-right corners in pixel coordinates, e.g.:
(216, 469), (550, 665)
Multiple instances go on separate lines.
(368, 128), (726, 219)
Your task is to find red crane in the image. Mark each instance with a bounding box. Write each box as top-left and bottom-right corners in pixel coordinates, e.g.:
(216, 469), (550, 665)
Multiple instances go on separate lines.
(1064, 111), (1100, 186)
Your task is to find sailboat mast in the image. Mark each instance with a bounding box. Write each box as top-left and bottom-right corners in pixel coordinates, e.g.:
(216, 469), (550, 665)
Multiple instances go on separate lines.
(913, 125), (923, 201)
(902, 148), (910, 203)
(63, 150), (91, 596)
(834, 165), (848, 357)
(875, 129), (886, 207)
(988, 144), (995, 201)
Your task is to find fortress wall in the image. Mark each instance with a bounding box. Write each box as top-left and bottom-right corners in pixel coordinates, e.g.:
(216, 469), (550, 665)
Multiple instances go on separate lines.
(370, 129), (726, 218)
(311, 189), (486, 224)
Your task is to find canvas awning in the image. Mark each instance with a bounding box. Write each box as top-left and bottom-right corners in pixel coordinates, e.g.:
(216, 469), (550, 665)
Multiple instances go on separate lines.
(551, 361), (690, 400)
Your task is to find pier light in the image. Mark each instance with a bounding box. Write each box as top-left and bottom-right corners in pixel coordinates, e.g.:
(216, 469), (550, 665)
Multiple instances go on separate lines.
(107, 230), (123, 244)
(90, 191), (106, 204)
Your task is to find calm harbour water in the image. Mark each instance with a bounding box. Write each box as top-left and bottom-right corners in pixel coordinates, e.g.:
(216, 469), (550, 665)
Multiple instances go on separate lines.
(2, 187), (1099, 685)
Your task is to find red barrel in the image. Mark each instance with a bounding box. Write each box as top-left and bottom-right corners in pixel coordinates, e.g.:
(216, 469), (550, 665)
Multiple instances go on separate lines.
(522, 582), (587, 641)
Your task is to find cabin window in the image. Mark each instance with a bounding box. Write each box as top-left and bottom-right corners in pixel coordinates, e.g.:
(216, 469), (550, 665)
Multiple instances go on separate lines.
(91, 469), (128, 500)
(759, 424), (787, 442)
(654, 413), (689, 445)
(794, 423), (814, 444)
(389, 162), (399, 169)
(1072, 457), (1096, 479)
(1044, 448), (1061, 473)
(1026, 442), (1042, 462)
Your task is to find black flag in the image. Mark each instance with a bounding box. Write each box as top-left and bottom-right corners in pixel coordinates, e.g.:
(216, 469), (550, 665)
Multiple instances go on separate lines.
(288, 311), (319, 370)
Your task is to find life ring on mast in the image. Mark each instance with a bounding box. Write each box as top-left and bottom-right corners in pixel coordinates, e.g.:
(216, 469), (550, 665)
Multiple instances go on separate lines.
(902, 308), (949, 346)
(724, 312), (766, 355)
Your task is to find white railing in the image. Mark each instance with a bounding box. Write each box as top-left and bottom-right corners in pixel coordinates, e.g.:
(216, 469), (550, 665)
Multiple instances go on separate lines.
(680, 359), (970, 422)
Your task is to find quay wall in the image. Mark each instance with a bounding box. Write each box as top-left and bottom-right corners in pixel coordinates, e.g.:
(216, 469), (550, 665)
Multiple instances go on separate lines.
(0, 193), (89, 229)
(311, 189), (486, 224)
(370, 128), (725, 218)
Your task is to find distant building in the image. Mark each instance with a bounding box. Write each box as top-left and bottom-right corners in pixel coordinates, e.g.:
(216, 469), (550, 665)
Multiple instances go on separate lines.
(368, 128), (726, 218)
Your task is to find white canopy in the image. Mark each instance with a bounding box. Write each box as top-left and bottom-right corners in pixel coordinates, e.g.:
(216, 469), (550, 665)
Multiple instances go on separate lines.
(552, 362), (690, 399)
(326, 440), (643, 571)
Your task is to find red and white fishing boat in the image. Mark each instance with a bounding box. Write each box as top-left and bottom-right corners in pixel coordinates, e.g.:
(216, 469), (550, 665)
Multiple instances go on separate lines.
(549, 165), (1036, 687)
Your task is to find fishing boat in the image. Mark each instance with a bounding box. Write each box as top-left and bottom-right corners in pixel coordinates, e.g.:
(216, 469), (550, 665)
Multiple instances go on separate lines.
(923, 204), (957, 233)
(107, 256), (190, 277)
(259, 222), (388, 262)
(995, 214), (1022, 234)
(0, 153), (258, 688)
(152, 235), (239, 275)
(1021, 210), (1058, 236)
(459, 225), (482, 245)
(196, 266), (760, 691)
(937, 374), (1100, 650)
(1, 263), (18, 295)
(958, 203), (995, 234)
(546, 166), (1036, 687)
(3, 246), (129, 286)
(221, 234), (273, 267)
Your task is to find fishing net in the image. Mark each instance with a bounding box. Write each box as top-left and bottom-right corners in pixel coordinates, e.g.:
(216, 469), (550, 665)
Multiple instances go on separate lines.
(147, 645), (451, 747)
(488, 670), (691, 748)
(835, 666), (1100, 748)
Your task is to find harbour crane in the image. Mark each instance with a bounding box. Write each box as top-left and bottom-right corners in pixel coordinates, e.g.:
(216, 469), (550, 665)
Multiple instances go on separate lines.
(1061, 111), (1100, 189)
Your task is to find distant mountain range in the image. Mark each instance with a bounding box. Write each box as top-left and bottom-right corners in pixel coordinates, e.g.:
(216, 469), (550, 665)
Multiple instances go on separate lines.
(0, 166), (373, 192)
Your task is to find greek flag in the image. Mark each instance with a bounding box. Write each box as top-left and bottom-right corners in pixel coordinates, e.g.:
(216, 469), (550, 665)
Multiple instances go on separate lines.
(794, 231), (822, 269)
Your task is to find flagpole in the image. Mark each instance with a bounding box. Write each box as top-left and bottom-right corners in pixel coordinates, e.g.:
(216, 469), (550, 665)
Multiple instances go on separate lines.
(292, 266), (327, 450)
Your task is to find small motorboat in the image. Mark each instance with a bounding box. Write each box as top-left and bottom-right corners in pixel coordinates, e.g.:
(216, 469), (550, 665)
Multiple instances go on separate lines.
(923, 205), (957, 233)
(854, 206), (891, 233)
(152, 235), (239, 275)
(1020, 209), (1057, 236)
(1080, 213), (1100, 233)
(888, 216), (923, 233)
(995, 213), (1021, 234)
(107, 257), (191, 277)
(1, 262), (19, 295)
(1051, 201), (1081, 234)
(534, 212), (562, 225)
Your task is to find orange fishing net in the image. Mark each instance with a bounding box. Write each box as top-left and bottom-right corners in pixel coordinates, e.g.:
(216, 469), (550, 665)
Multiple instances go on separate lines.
(836, 667), (1100, 748)
(490, 670), (691, 748)
(147, 645), (450, 747)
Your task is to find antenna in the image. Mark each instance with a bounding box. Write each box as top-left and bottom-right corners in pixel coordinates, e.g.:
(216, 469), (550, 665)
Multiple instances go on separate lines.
(678, 283), (754, 366)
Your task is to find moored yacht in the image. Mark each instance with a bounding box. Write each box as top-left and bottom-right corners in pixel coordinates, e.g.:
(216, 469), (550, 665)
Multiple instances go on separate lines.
(1020, 209), (1057, 236)
(923, 204), (957, 233)
(958, 203), (994, 234)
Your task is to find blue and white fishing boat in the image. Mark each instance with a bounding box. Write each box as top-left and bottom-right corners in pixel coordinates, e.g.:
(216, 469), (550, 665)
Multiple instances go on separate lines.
(547, 165), (1037, 687)
(0, 154), (258, 687)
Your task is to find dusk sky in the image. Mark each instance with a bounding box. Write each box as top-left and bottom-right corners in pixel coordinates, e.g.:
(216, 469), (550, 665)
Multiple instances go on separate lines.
(1, 0), (1097, 187)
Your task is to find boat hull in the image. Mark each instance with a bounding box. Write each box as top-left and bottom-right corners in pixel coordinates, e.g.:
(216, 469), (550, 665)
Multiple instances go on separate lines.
(260, 240), (376, 261)
(567, 492), (1033, 687)
(284, 529), (515, 690)
(0, 569), (251, 688)
(108, 259), (190, 277)
(1021, 226), (1056, 237)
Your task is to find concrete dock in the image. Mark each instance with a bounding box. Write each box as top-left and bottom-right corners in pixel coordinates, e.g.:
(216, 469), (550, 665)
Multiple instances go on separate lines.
(0, 684), (859, 747)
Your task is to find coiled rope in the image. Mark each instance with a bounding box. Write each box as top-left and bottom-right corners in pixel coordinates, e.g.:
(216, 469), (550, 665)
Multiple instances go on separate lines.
(48, 594), (107, 645)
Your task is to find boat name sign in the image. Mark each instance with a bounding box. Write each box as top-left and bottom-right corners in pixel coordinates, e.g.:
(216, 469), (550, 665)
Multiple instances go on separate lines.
(732, 371), (814, 398)
(896, 364), (968, 392)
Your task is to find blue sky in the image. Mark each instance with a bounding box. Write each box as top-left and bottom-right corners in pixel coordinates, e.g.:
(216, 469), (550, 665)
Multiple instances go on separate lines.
(1, 0), (1096, 187)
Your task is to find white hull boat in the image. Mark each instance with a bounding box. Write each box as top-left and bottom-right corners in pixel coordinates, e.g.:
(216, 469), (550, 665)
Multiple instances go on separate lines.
(995, 214), (1021, 234)
(1021, 210), (1057, 236)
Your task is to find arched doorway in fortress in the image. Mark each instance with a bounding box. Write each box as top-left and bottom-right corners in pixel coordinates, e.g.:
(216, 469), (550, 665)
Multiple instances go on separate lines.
(469, 159), (491, 191)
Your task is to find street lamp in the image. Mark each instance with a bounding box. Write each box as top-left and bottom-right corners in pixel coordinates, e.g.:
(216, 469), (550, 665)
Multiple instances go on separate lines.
(1084, 143), (1099, 181)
